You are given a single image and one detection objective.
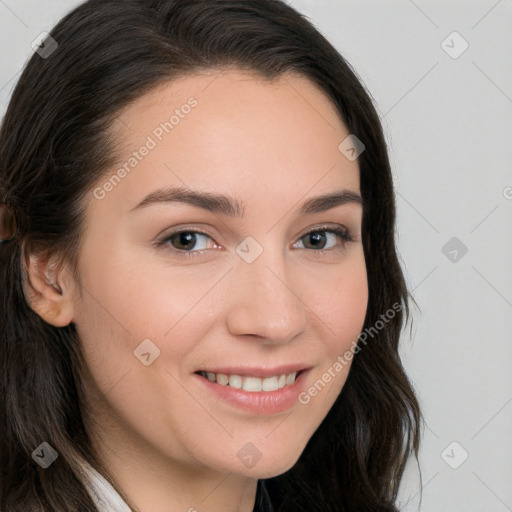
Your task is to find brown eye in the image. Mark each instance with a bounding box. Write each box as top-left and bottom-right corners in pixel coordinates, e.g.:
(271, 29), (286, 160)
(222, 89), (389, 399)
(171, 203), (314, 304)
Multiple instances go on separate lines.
(295, 227), (352, 251)
(302, 231), (328, 250)
(160, 230), (214, 253)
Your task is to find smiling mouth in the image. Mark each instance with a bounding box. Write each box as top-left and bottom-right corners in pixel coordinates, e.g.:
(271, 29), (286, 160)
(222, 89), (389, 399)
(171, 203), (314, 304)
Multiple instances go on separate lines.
(195, 370), (303, 392)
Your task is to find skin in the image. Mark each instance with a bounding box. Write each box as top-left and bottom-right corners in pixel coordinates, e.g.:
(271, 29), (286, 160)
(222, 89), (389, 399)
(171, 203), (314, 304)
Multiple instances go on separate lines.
(23, 69), (368, 512)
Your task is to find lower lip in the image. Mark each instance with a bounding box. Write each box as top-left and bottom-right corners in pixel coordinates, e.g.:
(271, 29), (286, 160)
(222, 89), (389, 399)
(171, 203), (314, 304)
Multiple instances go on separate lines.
(194, 370), (310, 415)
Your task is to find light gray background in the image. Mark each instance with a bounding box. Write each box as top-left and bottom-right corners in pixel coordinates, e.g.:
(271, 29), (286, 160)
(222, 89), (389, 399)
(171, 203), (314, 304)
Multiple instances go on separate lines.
(1, 1), (511, 511)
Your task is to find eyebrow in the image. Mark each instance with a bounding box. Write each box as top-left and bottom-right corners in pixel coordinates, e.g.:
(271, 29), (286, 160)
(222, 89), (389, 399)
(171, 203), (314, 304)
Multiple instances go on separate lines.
(129, 185), (363, 217)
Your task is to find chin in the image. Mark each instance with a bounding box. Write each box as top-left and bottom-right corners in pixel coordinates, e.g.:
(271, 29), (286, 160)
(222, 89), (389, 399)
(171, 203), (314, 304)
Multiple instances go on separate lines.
(224, 444), (305, 479)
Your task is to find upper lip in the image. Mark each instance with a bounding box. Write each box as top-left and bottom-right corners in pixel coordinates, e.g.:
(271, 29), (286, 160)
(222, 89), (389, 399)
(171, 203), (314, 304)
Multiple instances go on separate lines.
(195, 363), (311, 378)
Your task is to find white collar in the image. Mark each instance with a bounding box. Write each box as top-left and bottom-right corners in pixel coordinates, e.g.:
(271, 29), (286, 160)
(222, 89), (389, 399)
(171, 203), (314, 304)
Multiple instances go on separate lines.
(78, 457), (132, 512)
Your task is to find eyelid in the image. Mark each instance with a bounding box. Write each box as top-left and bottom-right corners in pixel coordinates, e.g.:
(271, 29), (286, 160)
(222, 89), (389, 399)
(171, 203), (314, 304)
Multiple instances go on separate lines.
(296, 223), (350, 239)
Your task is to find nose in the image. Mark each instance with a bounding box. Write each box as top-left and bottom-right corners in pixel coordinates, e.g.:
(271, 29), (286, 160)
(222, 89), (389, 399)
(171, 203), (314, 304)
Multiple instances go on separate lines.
(225, 245), (308, 345)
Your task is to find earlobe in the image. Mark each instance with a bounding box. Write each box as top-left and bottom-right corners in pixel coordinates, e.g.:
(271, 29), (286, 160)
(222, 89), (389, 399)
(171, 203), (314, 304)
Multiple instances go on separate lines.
(21, 249), (75, 327)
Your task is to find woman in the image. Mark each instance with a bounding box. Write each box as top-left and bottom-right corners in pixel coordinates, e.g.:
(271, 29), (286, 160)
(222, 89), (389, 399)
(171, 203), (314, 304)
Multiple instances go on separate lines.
(0, 1), (422, 511)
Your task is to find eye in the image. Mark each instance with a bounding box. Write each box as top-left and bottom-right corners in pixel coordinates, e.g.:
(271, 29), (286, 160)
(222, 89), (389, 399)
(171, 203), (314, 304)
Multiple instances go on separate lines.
(155, 225), (354, 258)
(293, 226), (353, 252)
(157, 230), (217, 256)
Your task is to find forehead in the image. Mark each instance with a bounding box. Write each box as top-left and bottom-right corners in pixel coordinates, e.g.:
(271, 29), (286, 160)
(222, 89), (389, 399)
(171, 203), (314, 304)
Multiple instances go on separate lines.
(94, 69), (360, 218)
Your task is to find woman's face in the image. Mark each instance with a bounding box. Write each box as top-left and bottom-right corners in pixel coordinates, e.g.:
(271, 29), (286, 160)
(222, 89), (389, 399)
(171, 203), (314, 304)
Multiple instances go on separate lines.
(72, 70), (368, 482)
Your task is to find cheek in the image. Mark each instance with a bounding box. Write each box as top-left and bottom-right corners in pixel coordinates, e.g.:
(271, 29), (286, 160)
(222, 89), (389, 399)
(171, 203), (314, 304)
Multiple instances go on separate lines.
(308, 251), (368, 351)
(332, 262), (368, 349)
(298, 252), (368, 400)
(75, 235), (214, 344)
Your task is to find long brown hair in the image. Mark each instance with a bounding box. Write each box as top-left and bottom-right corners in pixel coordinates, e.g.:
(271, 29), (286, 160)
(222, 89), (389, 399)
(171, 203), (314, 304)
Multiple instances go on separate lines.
(0, 1), (422, 510)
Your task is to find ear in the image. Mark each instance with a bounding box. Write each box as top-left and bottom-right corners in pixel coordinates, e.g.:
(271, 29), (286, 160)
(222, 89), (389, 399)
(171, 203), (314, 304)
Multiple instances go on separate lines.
(21, 243), (77, 327)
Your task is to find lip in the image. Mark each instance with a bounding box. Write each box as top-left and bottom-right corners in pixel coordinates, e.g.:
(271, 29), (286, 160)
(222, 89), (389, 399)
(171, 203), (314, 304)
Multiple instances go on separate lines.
(194, 367), (311, 415)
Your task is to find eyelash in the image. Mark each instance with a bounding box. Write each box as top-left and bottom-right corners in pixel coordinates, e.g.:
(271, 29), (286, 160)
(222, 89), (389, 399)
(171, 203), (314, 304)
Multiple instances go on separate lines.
(155, 225), (354, 258)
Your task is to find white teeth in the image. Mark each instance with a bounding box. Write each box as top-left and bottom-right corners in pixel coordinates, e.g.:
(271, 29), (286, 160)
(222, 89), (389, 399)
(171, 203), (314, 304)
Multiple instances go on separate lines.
(261, 376), (279, 391)
(243, 377), (262, 392)
(199, 371), (299, 392)
(285, 372), (297, 385)
(216, 373), (229, 386)
(228, 374), (242, 389)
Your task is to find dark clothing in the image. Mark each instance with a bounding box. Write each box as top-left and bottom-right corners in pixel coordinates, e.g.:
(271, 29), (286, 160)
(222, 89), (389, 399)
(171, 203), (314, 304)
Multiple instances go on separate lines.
(253, 480), (274, 512)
